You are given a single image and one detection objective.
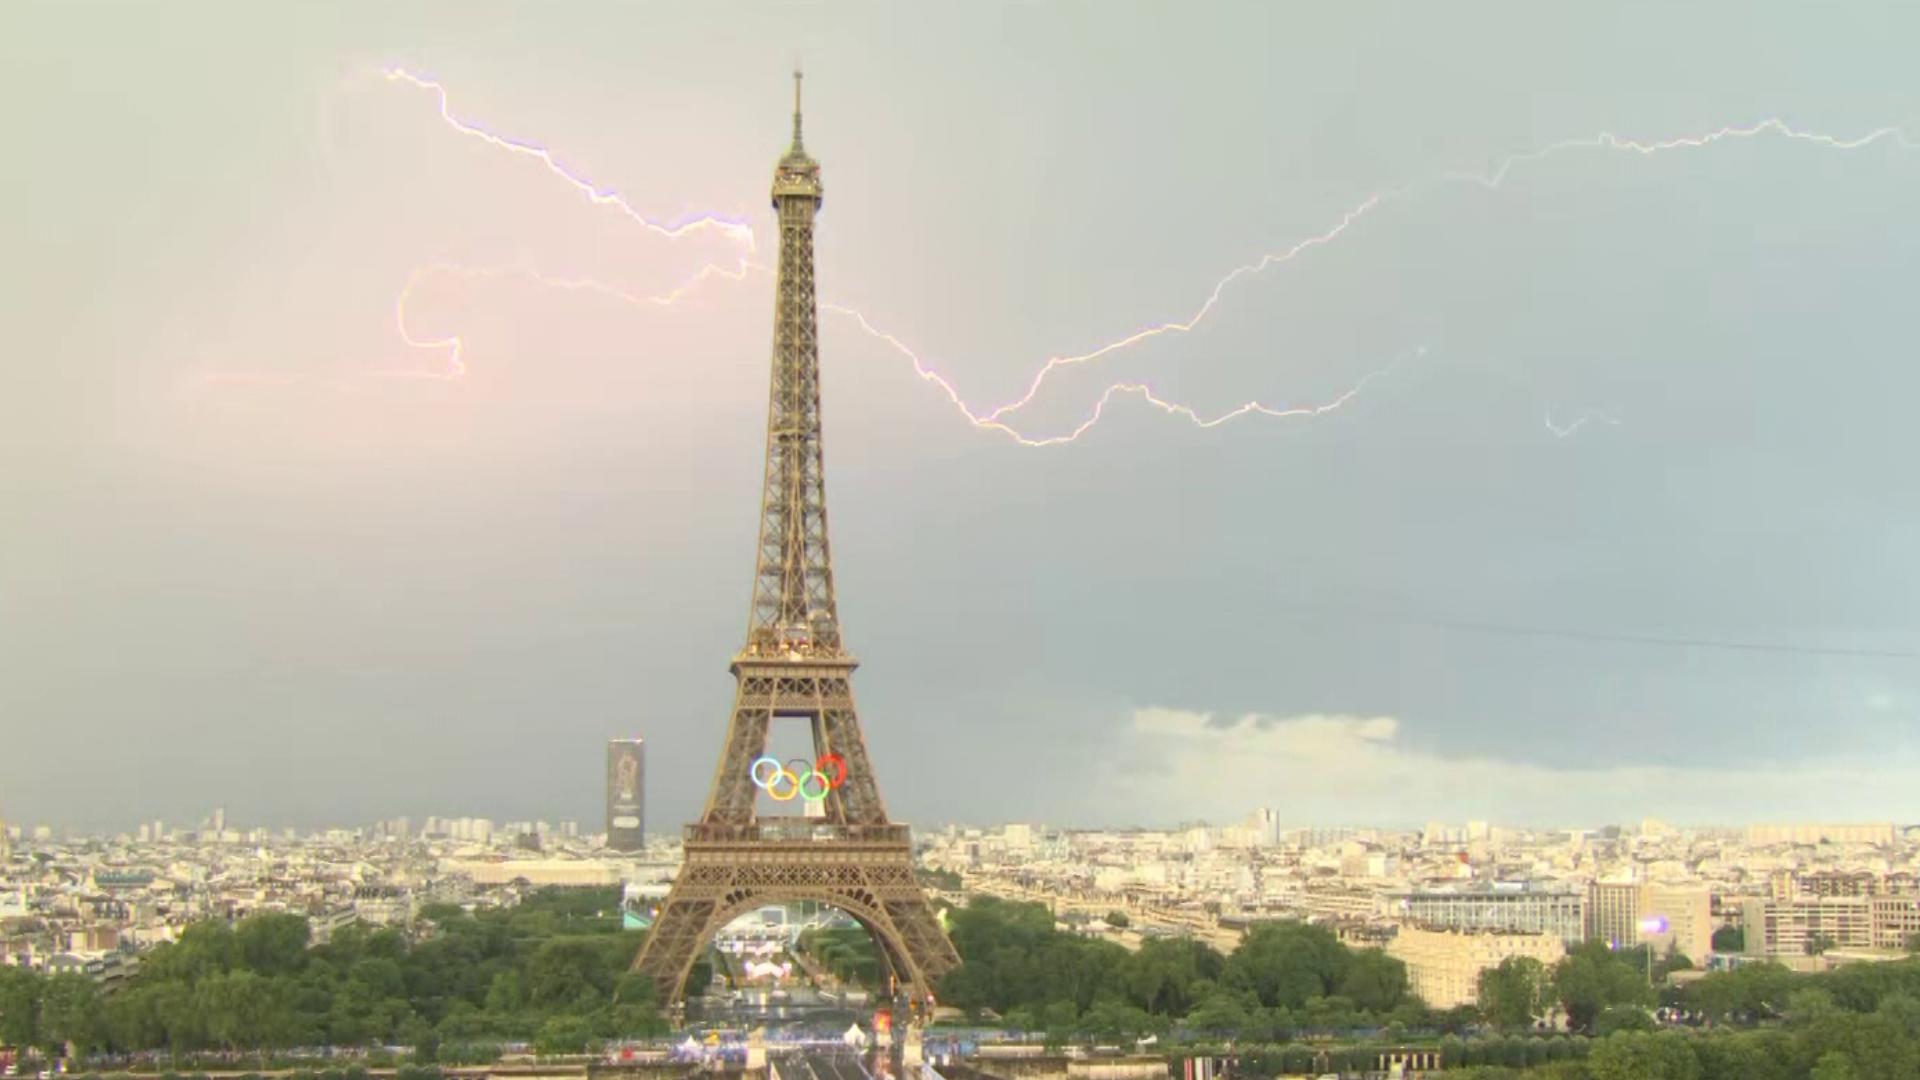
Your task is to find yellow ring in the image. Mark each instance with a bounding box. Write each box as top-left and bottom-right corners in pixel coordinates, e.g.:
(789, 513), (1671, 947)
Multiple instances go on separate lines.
(767, 768), (801, 801)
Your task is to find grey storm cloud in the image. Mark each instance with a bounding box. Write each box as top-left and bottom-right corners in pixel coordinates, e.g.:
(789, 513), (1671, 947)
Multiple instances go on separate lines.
(4, 1), (1919, 832)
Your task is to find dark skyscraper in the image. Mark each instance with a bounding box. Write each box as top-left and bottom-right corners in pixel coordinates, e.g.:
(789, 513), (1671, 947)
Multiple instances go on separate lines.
(606, 738), (644, 851)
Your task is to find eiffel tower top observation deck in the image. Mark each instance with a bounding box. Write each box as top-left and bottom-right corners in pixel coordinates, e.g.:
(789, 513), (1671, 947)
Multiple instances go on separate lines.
(745, 70), (841, 665)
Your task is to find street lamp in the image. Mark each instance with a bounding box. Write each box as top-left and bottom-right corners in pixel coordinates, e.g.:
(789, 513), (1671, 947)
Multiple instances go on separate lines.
(1637, 915), (1669, 986)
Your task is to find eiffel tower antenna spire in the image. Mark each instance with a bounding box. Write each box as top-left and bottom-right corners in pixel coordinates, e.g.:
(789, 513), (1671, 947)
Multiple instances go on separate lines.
(791, 68), (804, 152)
(629, 72), (959, 1020)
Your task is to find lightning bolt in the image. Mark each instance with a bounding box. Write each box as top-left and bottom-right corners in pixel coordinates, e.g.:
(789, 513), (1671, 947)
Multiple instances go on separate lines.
(969, 118), (1917, 426)
(381, 68), (758, 265)
(824, 302), (1421, 446)
(377, 67), (1915, 445)
(384, 260), (750, 380)
(1546, 410), (1623, 439)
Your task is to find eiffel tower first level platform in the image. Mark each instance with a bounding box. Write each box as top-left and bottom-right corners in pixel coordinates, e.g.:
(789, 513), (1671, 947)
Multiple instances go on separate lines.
(628, 73), (960, 1013)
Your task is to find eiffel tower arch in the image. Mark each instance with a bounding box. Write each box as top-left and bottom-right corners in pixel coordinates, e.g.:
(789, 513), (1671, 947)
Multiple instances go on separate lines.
(630, 73), (961, 1013)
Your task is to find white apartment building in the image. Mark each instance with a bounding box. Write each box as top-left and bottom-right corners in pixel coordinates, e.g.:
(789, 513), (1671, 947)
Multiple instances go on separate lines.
(1386, 926), (1566, 1010)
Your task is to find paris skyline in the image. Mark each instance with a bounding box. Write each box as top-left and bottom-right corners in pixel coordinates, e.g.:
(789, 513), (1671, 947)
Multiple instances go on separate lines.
(5, 2), (1920, 833)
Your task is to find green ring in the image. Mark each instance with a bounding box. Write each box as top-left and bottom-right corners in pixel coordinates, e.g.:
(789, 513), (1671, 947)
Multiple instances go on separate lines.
(799, 770), (831, 801)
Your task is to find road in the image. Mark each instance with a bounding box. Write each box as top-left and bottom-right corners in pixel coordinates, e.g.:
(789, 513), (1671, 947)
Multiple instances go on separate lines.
(688, 983), (861, 1030)
(786, 1047), (874, 1080)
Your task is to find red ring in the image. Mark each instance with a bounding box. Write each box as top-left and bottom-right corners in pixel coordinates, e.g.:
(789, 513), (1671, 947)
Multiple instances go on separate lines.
(816, 752), (848, 789)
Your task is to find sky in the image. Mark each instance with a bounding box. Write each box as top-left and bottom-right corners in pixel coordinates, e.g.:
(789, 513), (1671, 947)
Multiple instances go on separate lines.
(4, 2), (1920, 834)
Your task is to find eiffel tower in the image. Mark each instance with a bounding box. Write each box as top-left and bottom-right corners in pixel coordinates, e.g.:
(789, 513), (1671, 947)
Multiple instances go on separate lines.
(630, 73), (961, 1013)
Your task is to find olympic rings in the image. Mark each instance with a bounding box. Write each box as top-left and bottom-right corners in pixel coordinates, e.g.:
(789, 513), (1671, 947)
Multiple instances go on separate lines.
(750, 753), (849, 802)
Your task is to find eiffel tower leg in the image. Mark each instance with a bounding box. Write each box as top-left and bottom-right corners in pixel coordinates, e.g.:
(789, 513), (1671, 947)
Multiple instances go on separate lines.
(631, 848), (962, 1014)
(633, 888), (719, 1006)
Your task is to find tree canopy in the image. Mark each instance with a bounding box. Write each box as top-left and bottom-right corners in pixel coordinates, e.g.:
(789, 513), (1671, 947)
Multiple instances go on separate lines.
(938, 899), (1418, 1035)
(0, 888), (668, 1058)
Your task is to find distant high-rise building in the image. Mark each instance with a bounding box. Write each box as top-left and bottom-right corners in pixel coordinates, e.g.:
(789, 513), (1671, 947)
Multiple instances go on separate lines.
(1587, 879), (1642, 948)
(1744, 895), (1875, 956)
(1587, 879), (1712, 961)
(606, 738), (645, 852)
(1250, 808), (1280, 847)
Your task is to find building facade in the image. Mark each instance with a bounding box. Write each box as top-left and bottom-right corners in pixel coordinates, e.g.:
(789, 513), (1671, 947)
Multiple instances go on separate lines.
(1642, 883), (1714, 963)
(1584, 880), (1711, 962)
(1386, 926), (1566, 1010)
(1386, 883), (1585, 944)
(1744, 895), (1874, 956)
(605, 738), (645, 852)
(1870, 897), (1920, 950)
(1746, 823), (1896, 847)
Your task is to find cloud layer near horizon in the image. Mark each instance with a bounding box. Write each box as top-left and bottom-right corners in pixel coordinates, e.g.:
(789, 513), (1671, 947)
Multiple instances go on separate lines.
(1111, 707), (1919, 828)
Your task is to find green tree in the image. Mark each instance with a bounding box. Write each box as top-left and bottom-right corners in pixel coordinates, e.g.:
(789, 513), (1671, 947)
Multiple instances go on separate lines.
(1040, 1000), (1078, 1046)
(1122, 938), (1223, 1016)
(1105, 910), (1130, 929)
(1223, 921), (1348, 1009)
(1075, 999), (1160, 1042)
(1587, 1031), (1701, 1080)
(1338, 947), (1410, 1013)
(1711, 925), (1745, 953)
(1809, 1051), (1855, 1080)
(38, 973), (106, 1057)
(533, 1016), (592, 1056)
(153, 979), (204, 1053)
(1595, 1004), (1657, 1035)
(1659, 951), (1695, 978)
(235, 913), (311, 976)
(1683, 961), (1796, 1023)
(1479, 956), (1549, 1031)
(106, 983), (168, 1050)
(524, 940), (608, 1006)
(1877, 992), (1920, 1039)
(1692, 1031), (1788, 1080)
(1182, 988), (1252, 1035)
(483, 970), (524, 1014)
(1555, 941), (1654, 1034)
(401, 1017), (440, 1062)
(195, 970), (280, 1049)
(0, 965), (42, 1049)
(610, 971), (656, 1007)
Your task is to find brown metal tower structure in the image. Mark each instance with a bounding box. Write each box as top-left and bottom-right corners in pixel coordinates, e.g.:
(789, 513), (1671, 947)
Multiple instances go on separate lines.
(629, 73), (960, 1013)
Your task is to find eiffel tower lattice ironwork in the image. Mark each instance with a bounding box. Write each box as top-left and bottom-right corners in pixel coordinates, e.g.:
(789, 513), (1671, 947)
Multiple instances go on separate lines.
(629, 72), (961, 1013)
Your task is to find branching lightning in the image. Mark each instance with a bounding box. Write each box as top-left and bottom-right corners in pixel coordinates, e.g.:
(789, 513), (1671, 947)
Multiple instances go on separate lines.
(825, 301), (1423, 446)
(385, 259), (749, 381)
(377, 66), (1914, 446)
(382, 68), (758, 254)
(966, 119), (1916, 428)
(1546, 410), (1623, 439)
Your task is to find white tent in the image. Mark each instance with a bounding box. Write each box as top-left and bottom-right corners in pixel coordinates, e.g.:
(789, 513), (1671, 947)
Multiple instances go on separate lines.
(843, 1024), (870, 1049)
